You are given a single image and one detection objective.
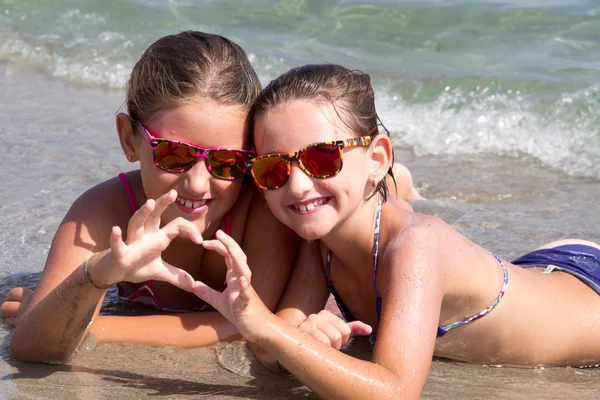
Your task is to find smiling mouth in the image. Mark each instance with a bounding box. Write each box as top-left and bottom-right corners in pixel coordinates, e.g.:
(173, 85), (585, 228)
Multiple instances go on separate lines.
(290, 197), (330, 213)
(176, 197), (209, 210)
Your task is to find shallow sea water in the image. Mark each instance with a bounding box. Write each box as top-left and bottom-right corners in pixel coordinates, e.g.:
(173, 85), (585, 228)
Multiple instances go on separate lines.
(0, 63), (599, 399)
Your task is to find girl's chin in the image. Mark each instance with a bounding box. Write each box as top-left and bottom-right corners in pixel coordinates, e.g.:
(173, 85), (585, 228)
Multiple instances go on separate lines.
(294, 225), (330, 242)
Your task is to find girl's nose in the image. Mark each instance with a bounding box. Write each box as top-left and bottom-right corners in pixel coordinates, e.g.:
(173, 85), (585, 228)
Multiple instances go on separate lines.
(184, 157), (212, 193)
(286, 162), (313, 197)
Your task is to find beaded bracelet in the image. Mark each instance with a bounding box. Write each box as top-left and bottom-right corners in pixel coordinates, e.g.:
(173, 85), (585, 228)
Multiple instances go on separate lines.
(83, 252), (110, 290)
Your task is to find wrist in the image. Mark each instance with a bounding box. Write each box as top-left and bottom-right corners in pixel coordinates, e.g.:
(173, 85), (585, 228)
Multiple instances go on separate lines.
(83, 252), (112, 290)
(253, 312), (284, 347)
(252, 315), (296, 376)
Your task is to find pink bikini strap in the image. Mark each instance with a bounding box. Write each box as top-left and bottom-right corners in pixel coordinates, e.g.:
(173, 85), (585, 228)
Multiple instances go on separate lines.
(118, 173), (138, 212)
(119, 172), (231, 235)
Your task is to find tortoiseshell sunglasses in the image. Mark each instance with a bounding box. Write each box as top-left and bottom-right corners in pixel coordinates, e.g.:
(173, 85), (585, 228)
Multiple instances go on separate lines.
(248, 136), (372, 190)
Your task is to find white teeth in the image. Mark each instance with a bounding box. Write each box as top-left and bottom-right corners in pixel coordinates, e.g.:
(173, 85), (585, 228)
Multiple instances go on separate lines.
(177, 197), (207, 209)
(294, 198), (326, 212)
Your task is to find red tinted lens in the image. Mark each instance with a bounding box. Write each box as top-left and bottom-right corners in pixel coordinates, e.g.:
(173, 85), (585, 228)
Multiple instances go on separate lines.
(153, 141), (197, 172)
(207, 150), (248, 179)
(251, 156), (290, 189)
(300, 145), (342, 177)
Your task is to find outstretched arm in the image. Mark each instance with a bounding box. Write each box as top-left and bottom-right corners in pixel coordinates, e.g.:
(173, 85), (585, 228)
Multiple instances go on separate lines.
(4, 185), (303, 352)
(89, 312), (240, 347)
(194, 229), (444, 400)
(9, 188), (202, 363)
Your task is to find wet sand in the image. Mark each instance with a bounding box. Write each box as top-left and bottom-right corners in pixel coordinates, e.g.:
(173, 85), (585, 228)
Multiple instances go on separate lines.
(1, 297), (599, 399)
(2, 326), (599, 399)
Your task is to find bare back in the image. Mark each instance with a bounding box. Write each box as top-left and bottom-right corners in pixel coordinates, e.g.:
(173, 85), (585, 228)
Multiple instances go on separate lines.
(384, 209), (600, 367)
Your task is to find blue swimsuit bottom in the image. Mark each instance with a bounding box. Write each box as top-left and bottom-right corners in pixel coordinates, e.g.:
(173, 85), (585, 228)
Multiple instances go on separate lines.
(511, 244), (600, 295)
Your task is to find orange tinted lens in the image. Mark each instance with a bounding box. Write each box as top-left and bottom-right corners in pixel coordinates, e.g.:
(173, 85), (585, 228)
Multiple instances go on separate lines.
(300, 145), (342, 177)
(154, 141), (196, 172)
(208, 150), (247, 179)
(252, 156), (290, 189)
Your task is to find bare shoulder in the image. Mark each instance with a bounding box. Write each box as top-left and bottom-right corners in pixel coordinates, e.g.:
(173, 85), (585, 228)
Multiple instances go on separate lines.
(390, 211), (452, 248)
(381, 210), (460, 275)
(36, 172), (141, 294)
(60, 171), (141, 248)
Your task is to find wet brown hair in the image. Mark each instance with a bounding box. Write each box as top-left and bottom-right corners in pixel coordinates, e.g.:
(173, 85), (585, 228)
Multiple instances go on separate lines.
(249, 64), (395, 201)
(126, 30), (261, 125)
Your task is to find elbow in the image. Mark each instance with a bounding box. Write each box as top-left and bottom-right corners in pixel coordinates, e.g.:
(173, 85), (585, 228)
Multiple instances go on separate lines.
(9, 330), (72, 364)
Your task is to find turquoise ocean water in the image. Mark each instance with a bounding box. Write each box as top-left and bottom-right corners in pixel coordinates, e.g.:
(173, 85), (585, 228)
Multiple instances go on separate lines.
(1, 0), (599, 178)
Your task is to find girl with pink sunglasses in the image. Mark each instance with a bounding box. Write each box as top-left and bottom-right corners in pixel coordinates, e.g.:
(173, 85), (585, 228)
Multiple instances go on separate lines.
(193, 64), (600, 399)
(0, 31), (305, 363)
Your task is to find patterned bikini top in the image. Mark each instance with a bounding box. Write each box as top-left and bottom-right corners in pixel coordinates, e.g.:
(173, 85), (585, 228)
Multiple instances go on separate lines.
(325, 196), (509, 341)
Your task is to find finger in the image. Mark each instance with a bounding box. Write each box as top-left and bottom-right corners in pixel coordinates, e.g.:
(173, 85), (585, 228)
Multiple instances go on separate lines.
(239, 275), (250, 293)
(4, 287), (29, 302)
(347, 321), (373, 337)
(109, 226), (127, 259)
(160, 218), (203, 245)
(317, 310), (352, 346)
(300, 315), (335, 348)
(224, 268), (243, 297)
(191, 280), (223, 311)
(202, 239), (228, 256)
(127, 199), (156, 241)
(229, 277), (253, 315)
(145, 190), (177, 231)
(216, 230), (252, 283)
(317, 321), (345, 349)
(226, 266), (235, 283)
(232, 275), (254, 310)
(203, 238), (238, 279)
(0, 301), (20, 317)
(202, 239), (227, 257)
(21, 287), (33, 302)
(304, 325), (332, 346)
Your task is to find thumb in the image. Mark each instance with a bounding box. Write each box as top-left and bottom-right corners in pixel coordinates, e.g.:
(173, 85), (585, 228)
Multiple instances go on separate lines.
(191, 281), (222, 311)
(154, 261), (195, 292)
(347, 321), (373, 337)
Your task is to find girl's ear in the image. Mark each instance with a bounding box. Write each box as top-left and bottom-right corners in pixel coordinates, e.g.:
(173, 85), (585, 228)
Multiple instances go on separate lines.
(368, 134), (393, 185)
(116, 113), (140, 162)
